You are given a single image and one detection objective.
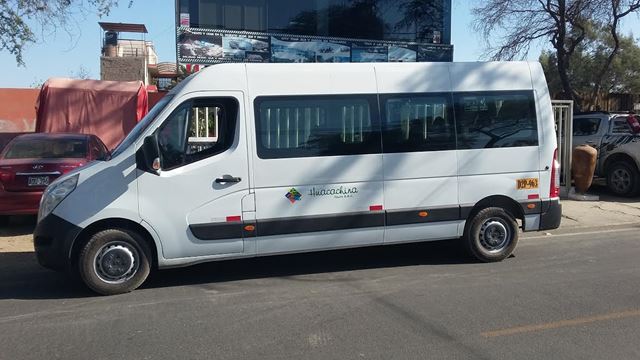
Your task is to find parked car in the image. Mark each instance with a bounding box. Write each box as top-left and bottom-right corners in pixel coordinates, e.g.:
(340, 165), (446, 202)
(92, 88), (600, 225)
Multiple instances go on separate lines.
(573, 112), (640, 196)
(0, 133), (109, 224)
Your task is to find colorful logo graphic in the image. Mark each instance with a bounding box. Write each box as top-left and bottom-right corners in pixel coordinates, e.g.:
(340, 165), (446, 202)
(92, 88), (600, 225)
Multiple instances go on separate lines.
(285, 188), (302, 204)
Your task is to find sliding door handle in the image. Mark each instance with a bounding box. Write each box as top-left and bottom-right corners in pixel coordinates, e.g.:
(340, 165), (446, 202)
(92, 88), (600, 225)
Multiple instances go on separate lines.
(215, 175), (242, 184)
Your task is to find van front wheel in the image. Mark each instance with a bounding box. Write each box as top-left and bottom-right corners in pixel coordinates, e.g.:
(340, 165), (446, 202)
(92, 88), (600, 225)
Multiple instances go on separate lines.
(78, 228), (151, 295)
(464, 207), (518, 262)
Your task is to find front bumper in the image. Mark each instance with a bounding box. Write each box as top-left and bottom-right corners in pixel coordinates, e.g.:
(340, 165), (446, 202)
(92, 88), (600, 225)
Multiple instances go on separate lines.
(539, 199), (562, 230)
(33, 214), (83, 271)
(0, 189), (42, 215)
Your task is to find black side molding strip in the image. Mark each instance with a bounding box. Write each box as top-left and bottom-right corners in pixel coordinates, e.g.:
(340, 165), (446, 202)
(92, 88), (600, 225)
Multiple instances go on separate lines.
(386, 207), (460, 226)
(257, 212), (385, 237)
(190, 222), (243, 241)
(190, 200), (544, 241)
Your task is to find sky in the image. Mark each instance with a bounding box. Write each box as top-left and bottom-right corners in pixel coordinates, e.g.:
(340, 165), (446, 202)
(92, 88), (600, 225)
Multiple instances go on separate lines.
(0, 0), (636, 88)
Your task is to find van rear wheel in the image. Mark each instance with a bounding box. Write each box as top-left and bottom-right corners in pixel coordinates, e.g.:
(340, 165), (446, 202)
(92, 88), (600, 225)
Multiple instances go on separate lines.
(78, 228), (151, 295)
(464, 207), (518, 262)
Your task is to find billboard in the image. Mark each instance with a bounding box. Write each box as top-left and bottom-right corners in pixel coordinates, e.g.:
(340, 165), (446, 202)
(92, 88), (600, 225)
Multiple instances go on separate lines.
(177, 28), (453, 65)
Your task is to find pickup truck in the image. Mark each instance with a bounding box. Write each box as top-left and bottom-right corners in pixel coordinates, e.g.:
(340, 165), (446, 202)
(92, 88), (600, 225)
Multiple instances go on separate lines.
(573, 112), (640, 196)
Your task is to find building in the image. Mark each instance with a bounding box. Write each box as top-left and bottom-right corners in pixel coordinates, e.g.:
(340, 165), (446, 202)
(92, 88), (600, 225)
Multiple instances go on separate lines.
(176, 0), (453, 66)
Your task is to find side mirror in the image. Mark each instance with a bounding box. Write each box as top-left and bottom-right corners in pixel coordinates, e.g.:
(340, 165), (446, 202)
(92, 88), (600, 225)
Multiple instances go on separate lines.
(139, 135), (161, 174)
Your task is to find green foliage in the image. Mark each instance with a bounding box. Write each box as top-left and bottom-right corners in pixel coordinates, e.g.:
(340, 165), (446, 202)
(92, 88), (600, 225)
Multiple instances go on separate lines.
(0, 0), (124, 66)
(540, 25), (640, 101)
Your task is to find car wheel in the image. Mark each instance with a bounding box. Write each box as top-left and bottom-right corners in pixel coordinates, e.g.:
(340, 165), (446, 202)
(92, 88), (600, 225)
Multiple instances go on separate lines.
(607, 161), (639, 197)
(463, 207), (519, 262)
(78, 228), (152, 295)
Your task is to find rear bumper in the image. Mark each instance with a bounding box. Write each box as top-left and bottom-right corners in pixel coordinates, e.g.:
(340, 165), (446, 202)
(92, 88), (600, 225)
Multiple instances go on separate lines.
(33, 214), (83, 271)
(0, 189), (42, 215)
(539, 199), (562, 231)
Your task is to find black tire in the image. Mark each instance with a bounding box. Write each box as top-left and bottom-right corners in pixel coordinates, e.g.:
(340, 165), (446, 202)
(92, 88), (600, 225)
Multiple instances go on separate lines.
(607, 161), (640, 197)
(78, 228), (152, 295)
(463, 207), (519, 262)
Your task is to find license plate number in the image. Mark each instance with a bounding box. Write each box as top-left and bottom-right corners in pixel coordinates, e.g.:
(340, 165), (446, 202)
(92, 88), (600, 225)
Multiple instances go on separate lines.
(28, 176), (50, 186)
(517, 178), (539, 190)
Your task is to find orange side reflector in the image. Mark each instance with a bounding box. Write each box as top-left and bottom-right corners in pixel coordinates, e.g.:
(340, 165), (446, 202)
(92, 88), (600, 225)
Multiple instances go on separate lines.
(244, 225), (255, 231)
(419, 211), (429, 217)
(527, 204), (536, 209)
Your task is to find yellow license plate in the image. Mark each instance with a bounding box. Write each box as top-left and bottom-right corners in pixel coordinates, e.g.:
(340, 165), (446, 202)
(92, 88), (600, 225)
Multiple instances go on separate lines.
(517, 178), (539, 190)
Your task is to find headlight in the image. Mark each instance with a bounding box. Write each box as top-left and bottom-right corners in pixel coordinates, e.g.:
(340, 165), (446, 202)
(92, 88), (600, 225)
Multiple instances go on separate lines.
(38, 174), (79, 222)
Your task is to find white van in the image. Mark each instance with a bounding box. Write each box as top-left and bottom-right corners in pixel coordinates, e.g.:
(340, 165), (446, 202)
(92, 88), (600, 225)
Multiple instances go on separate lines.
(34, 62), (562, 295)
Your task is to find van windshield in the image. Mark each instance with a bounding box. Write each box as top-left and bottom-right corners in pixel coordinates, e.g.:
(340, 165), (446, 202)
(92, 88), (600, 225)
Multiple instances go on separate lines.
(110, 95), (174, 158)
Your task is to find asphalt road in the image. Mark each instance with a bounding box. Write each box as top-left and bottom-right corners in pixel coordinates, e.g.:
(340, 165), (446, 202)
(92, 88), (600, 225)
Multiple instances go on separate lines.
(1, 226), (639, 360)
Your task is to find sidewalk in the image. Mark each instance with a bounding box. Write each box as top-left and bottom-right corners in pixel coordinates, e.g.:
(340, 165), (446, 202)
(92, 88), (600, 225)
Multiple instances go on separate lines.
(560, 198), (640, 229)
(1, 188), (639, 253)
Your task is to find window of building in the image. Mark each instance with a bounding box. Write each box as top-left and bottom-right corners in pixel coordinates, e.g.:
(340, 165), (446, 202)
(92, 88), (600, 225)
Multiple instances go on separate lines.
(454, 91), (538, 149)
(179, 0), (449, 43)
(255, 96), (381, 158)
(573, 118), (601, 136)
(157, 98), (238, 170)
(382, 94), (455, 152)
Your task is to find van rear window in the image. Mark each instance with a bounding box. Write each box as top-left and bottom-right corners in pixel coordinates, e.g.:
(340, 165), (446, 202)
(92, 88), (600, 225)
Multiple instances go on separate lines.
(255, 96), (381, 159)
(454, 91), (538, 149)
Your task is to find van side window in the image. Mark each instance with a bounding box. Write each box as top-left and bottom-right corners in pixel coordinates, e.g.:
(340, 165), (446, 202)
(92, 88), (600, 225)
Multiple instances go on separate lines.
(454, 91), (538, 149)
(382, 94), (455, 152)
(573, 118), (600, 136)
(157, 98), (238, 170)
(255, 96), (381, 159)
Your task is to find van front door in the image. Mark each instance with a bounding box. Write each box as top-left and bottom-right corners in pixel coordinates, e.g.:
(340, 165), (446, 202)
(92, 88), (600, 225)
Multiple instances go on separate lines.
(137, 92), (251, 260)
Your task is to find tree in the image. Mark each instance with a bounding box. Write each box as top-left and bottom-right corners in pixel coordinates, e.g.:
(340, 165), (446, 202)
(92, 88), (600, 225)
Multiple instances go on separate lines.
(540, 25), (640, 108)
(1, 0), (128, 66)
(473, 0), (640, 110)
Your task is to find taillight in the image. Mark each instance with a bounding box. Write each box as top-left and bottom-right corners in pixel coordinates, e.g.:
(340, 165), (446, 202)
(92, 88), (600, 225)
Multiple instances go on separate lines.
(627, 115), (640, 134)
(0, 170), (14, 184)
(550, 148), (560, 199)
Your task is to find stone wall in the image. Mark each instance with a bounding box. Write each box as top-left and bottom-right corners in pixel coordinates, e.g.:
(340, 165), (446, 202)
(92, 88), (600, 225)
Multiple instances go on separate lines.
(100, 56), (146, 83)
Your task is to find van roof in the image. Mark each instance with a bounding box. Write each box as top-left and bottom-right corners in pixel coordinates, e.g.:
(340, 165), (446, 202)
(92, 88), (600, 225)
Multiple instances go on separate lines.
(172, 61), (541, 97)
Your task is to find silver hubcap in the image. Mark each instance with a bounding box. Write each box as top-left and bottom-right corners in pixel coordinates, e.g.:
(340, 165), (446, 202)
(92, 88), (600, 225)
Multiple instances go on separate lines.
(611, 168), (632, 193)
(93, 242), (139, 284)
(479, 219), (511, 253)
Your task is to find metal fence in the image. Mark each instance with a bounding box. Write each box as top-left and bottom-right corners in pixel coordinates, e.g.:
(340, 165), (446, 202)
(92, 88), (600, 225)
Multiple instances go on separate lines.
(552, 100), (574, 195)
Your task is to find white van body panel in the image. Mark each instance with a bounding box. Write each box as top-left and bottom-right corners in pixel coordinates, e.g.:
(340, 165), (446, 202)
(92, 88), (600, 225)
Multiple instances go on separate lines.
(375, 63), (459, 243)
(246, 64), (385, 254)
(136, 91), (250, 259)
(529, 62), (558, 201)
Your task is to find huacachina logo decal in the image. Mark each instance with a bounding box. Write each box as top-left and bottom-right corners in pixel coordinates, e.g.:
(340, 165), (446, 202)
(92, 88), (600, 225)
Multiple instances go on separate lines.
(308, 185), (358, 199)
(285, 188), (302, 203)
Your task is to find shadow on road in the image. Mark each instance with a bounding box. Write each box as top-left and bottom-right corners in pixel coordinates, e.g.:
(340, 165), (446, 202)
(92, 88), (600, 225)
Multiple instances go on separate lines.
(0, 215), (37, 237)
(0, 240), (475, 300)
(144, 240), (473, 290)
